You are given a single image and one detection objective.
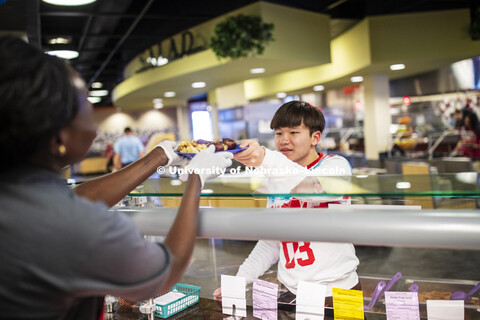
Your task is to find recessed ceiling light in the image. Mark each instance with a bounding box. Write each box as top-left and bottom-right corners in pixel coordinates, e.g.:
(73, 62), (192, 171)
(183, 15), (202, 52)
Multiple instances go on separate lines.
(42, 0), (97, 5)
(46, 50), (79, 60)
(276, 92), (287, 99)
(147, 56), (168, 67)
(152, 98), (163, 104)
(87, 97), (101, 104)
(390, 63), (405, 71)
(89, 90), (108, 97)
(313, 85), (325, 91)
(91, 82), (103, 89)
(48, 37), (70, 45)
(192, 82), (206, 88)
(164, 91), (176, 98)
(250, 68), (265, 74)
(350, 76), (364, 83)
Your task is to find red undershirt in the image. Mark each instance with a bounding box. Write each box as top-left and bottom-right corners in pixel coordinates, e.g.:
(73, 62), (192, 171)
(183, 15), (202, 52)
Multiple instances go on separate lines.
(281, 153), (341, 209)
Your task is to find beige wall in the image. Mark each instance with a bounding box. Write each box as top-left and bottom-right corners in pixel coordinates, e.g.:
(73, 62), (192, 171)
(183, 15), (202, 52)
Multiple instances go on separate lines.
(93, 107), (176, 133)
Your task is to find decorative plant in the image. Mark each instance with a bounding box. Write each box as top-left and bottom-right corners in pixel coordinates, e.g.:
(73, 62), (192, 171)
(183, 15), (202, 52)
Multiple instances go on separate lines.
(209, 14), (274, 59)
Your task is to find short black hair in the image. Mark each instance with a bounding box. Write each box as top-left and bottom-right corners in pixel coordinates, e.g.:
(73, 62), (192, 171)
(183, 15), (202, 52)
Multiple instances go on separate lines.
(124, 127), (132, 133)
(0, 36), (79, 168)
(270, 100), (325, 135)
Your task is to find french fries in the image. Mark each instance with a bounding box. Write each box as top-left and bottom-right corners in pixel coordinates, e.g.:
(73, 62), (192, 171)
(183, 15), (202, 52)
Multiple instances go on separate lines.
(176, 140), (208, 153)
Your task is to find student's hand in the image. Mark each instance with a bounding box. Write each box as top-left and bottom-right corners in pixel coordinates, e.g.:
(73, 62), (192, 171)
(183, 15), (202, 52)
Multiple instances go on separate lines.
(213, 287), (222, 301)
(155, 140), (188, 166)
(234, 140), (266, 167)
(180, 145), (233, 187)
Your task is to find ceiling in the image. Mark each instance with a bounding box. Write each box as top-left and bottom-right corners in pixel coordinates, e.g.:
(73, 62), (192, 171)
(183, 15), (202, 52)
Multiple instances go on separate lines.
(0, 0), (475, 106)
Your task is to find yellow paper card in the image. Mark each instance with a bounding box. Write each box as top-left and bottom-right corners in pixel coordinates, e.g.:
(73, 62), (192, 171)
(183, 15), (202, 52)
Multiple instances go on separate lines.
(332, 288), (364, 320)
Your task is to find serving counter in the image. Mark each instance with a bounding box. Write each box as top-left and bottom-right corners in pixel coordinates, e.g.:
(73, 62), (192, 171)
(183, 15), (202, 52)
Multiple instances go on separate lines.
(106, 172), (480, 319)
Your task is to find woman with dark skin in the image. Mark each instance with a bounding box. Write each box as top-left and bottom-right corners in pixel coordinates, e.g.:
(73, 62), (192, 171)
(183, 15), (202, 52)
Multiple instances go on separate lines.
(0, 36), (232, 319)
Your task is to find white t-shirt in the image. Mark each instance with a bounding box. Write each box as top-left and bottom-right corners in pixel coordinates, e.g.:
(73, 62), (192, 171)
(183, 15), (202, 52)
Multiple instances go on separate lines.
(236, 150), (359, 296)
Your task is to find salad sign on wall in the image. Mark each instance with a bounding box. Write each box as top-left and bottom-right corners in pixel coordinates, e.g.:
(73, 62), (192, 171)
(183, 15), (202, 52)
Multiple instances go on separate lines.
(135, 13), (275, 73)
(136, 30), (205, 73)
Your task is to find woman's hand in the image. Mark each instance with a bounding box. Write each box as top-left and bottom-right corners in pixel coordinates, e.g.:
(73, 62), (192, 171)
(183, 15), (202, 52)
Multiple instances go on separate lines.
(179, 145), (233, 187)
(155, 140), (188, 166)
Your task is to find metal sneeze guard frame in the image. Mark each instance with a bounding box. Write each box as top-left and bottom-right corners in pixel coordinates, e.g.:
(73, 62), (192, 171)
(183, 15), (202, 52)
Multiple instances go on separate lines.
(118, 207), (480, 251)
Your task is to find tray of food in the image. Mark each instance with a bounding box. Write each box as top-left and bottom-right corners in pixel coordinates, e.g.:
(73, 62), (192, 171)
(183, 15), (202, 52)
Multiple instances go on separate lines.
(175, 138), (247, 159)
(359, 274), (404, 314)
(360, 275), (404, 301)
(399, 277), (480, 320)
(401, 278), (480, 306)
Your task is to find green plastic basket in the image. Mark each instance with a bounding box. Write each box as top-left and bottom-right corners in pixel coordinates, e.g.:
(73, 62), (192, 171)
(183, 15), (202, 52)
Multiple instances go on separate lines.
(153, 283), (201, 318)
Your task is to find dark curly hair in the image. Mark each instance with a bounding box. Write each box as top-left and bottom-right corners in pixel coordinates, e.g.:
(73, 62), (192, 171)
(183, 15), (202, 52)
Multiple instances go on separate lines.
(0, 36), (79, 169)
(270, 100), (325, 135)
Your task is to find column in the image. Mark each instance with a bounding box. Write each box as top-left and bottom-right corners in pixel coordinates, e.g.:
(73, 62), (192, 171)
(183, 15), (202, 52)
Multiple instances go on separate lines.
(176, 104), (191, 141)
(363, 74), (391, 165)
(210, 104), (220, 140)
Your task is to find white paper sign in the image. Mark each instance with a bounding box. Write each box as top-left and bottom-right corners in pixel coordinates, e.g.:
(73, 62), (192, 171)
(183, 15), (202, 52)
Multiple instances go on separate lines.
(426, 300), (464, 320)
(221, 274), (246, 299)
(223, 297), (247, 317)
(221, 275), (247, 317)
(296, 281), (326, 320)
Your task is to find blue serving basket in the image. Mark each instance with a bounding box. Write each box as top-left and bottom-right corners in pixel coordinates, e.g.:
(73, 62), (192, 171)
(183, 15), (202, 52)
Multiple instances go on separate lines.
(153, 283), (201, 318)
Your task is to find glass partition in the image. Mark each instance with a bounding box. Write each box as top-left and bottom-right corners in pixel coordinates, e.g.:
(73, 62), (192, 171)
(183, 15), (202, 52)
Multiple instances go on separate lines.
(102, 173), (480, 319)
(126, 173), (480, 198)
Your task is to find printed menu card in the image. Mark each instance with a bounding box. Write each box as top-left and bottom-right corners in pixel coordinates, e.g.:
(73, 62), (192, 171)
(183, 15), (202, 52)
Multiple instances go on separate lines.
(385, 291), (420, 320)
(253, 279), (278, 320)
(332, 288), (364, 320)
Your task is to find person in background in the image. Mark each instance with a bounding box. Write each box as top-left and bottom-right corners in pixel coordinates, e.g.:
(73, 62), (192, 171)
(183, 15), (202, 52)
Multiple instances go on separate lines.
(391, 116), (415, 157)
(454, 111), (480, 160)
(0, 36), (233, 319)
(113, 127), (145, 170)
(397, 116), (414, 138)
(214, 101), (359, 306)
(453, 109), (464, 129)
